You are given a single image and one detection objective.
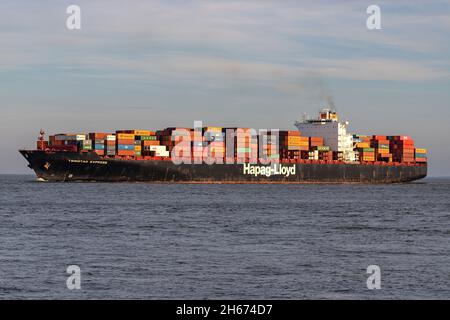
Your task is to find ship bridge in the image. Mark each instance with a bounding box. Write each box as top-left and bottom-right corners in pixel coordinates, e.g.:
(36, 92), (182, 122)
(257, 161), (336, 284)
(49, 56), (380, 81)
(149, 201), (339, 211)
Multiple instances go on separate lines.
(294, 108), (356, 162)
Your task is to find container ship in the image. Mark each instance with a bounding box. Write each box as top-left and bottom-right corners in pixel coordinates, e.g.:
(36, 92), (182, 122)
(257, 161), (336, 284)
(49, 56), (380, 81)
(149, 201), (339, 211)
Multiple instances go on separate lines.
(19, 110), (427, 183)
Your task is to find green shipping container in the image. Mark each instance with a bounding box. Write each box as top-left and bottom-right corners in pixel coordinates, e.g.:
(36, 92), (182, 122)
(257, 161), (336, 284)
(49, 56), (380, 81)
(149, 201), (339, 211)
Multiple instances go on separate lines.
(237, 147), (251, 153)
(135, 151), (142, 156)
(363, 148), (375, 152)
(317, 146), (330, 151)
(139, 135), (157, 141)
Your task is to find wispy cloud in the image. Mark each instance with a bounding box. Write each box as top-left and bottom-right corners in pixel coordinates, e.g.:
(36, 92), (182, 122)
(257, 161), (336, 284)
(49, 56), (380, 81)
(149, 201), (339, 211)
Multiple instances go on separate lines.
(1, 0), (449, 84)
(60, 54), (450, 85)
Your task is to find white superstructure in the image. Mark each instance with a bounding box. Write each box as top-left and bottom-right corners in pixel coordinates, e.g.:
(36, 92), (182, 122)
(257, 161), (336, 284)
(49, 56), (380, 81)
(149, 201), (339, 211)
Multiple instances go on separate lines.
(294, 109), (356, 162)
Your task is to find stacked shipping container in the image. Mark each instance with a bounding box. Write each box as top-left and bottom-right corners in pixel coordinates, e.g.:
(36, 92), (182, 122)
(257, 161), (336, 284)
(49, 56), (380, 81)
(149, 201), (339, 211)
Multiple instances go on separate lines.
(415, 148), (427, 163)
(371, 136), (392, 162)
(43, 128), (427, 165)
(389, 136), (415, 163)
(279, 131), (303, 161)
(204, 127), (225, 160)
(235, 128), (258, 162)
(258, 131), (280, 160)
(105, 135), (116, 156)
(160, 128), (192, 159)
(89, 133), (110, 156)
(141, 134), (166, 156)
(116, 133), (135, 157)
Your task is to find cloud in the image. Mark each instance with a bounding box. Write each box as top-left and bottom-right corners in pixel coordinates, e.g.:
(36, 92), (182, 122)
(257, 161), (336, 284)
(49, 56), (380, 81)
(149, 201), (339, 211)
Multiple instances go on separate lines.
(48, 54), (450, 96)
(0, 0), (449, 83)
(307, 58), (450, 81)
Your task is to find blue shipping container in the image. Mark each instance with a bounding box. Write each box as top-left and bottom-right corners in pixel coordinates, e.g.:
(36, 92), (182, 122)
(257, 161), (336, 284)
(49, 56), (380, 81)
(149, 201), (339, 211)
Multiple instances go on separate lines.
(415, 153), (427, 158)
(117, 144), (135, 150)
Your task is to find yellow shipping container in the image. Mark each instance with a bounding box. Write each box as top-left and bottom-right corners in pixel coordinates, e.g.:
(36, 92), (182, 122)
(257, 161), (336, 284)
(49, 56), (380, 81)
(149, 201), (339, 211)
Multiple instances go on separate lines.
(134, 130), (151, 136)
(286, 136), (308, 142)
(287, 141), (308, 147)
(415, 148), (427, 154)
(286, 136), (308, 141)
(135, 145), (142, 151)
(117, 133), (135, 140)
(356, 142), (370, 148)
(378, 148), (390, 154)
(205, 127), (222, 132)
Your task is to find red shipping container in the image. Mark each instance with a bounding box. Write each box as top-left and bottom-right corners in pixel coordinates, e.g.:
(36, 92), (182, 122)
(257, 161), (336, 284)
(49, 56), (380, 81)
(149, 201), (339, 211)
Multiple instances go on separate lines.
(117, 150), (135, 156)
(116, 139), (135, 145)
(309, 137), (324, 145)
(89, 133), (109, 140)
(142, 140), (160, 146)
(280, 131), (301, 136)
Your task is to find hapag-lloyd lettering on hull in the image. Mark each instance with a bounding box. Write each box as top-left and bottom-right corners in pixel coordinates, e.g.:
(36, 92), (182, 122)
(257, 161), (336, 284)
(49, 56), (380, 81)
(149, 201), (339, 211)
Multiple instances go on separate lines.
(243, 163), (296, 177)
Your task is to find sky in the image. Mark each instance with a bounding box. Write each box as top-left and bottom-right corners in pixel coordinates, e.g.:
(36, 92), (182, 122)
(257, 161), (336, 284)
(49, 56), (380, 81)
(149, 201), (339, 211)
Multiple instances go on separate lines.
(1, 0), (449, 176)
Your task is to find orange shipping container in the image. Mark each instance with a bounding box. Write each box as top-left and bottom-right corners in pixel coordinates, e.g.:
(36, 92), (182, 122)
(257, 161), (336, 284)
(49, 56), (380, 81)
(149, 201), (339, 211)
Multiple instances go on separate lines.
(310, 142), (323, 147)
(116, 133), (135, 140)
(116, 139), (135, 145)
(117, 150), (135, 156)
(280, 131), (301, 136)
(142, 140), (160, 146)
(356, 142), (370, 148)
(89, 133), (110, 140)
(287, 136), (301, 142)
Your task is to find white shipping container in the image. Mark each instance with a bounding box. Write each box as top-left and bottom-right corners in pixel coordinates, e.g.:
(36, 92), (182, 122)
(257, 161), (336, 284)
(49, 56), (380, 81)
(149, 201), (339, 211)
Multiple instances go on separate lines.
(82, 139), (92, 145)
(156, 151), (170, 157)
(106, 135), (116, 141)
(149, 146), (167, 152)
(76, 134), (87, 141)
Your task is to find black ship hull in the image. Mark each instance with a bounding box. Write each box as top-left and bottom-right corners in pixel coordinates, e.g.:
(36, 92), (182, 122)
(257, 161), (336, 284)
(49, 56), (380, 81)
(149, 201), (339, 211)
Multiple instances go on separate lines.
(19, 150), (427, 183)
